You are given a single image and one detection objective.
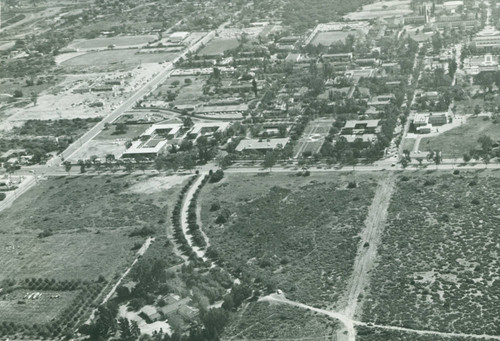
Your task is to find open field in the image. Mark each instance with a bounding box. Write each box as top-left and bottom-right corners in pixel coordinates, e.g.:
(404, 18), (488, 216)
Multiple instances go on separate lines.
(420, 117), (500, 158)
(0, 174), (187, 282)
(356, 326), (474, 341)
(200, 172), (379, 308)
(62, 49), (177, 67)
(223, 301), (338, 339)
(95, 123), (147, 140)
(362, 171), (500, 335)
(402, 137), (416, 153)
(66, 139), (128, 161)
(311, 31), (356, 45)
(344, 0), (411, 20)
(0, 289), (80, 324)
(68, 35), (157, 50)
(150, 76), (206, 104)
(198, 38), (239, 56)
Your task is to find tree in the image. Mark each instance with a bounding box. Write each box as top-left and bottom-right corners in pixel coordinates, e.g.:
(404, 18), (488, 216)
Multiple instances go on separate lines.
(263, 151), (277, 171)
(448, 59), (457, 77)
(182, 116), (194, 129)
(77, 159), (86, 173)
(463, 153), (471, 163)
(478, 135), (493, 154)
(118, 318), (140, 341)
(252, 78), (258, 97)
(63, 161), (72, 174)
(79, 304), (117, 341)
(181, 154), (196, 173)
(31, 91), (38, 106)
(433, 150), (442, 168)
(13, 89), (23, 98)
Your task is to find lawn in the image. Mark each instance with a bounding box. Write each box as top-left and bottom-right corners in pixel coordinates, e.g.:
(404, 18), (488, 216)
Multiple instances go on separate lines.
(150, 76), (207, 104)
(224, 301), (338, 339)
(62, 49), (177, 66)
(420, 117), (500, 158)
(362, 171), (500, 335)
(402, 137), (415, 153)
(198, 38), (239, 56)
(95, 124), (148, 140)
(199, 172), (379, 308)
(69, 35), (157, 49)
(0, 289), (80, 324)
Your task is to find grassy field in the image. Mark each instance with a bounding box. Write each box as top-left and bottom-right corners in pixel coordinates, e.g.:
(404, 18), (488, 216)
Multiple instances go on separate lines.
(0, 289), (80, 324)
(150, 76), (207, 104)
(62, 49), (177, 67)
(362, 171), (500, 335)
(402, 137), (415, 153)
(420, 117), (500, 158)
(69, 35), (157, 49)
(198, 38), (239, 56)
(200, 172), (379, 308)
(311, 31), (355, 45)
(95, 124), (147, 140)
(224, 301), (338, 339)
(0, 174), (187, 282)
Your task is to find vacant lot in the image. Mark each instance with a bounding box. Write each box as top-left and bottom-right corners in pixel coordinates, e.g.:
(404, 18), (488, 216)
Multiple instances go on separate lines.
(69, 35), (157, 50)
(420, 117), (500, 158)
(311, 31), (356, 45)
(0, 289), (79, 324)
(62, 49), (177, 67)
(198, 38), (239, 56)
(224, 301), (338, 339)
(0, 174), (187, 282)
(362, 171), (500, 335)
(200, 172), (379, 308)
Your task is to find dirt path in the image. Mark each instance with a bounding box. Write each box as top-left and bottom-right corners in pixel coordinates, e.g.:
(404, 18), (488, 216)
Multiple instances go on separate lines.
(341, 175), (395, 321)
(261, 294), (500, 341)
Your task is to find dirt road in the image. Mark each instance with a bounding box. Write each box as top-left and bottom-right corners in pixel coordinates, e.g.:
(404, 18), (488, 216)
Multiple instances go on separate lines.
(341, 176), (396, 321)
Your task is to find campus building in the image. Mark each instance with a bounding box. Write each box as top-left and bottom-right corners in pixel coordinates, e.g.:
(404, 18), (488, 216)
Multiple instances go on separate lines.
(472, 26), (500, 51)
(463, 54), (499, 75)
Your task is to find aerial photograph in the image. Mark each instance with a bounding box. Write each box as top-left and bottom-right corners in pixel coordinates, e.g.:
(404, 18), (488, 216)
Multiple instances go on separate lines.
(0, 0), (499, 340)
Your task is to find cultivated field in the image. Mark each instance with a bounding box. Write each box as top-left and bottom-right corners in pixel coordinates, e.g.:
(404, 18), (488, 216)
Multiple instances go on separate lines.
(200, 172), (379, 307)
(68, 35), (157, 50)
(198, 38), (239, 56)
(420, 117), (500, 158)
(362, 171), (500, 335)
(224, 301), (338, 339)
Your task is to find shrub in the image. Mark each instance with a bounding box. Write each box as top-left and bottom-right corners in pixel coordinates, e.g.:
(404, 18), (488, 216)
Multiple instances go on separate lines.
(0, 192), (5, 201)
(128, 226), (155, 237)
(210, 202), (221, 211)
(453, 170), (460, 175)
(210, 169), (224, 183)
(347, 181), (357, 189)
